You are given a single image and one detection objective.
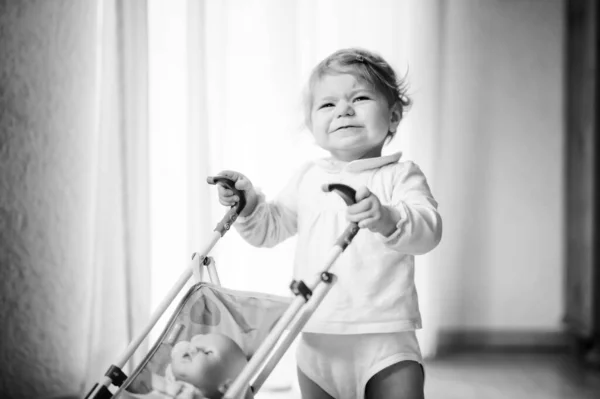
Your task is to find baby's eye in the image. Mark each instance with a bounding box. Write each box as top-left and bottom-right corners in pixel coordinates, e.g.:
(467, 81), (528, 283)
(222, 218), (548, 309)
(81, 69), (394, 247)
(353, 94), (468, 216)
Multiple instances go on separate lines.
(318, 103), (334, 109)
(196, 346), (212, 355)
(353, 96), (370, 102)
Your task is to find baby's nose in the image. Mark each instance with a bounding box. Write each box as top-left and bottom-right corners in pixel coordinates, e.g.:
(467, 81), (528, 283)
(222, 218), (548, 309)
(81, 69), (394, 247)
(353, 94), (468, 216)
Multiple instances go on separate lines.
(336, 101), (355, 117)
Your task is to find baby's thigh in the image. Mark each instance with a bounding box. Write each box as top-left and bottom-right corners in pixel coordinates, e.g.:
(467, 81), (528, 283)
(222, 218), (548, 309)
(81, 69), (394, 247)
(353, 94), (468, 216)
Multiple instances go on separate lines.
(297, 367), (335, 399)
(365, 360), (424, 399)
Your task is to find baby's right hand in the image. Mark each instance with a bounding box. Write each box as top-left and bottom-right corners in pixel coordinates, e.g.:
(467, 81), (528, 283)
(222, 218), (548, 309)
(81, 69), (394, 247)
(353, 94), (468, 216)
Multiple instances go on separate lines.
(215, 170), (258, 217)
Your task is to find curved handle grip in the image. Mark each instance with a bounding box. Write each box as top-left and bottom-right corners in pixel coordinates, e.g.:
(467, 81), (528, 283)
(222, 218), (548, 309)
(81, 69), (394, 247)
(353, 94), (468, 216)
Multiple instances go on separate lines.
(322, 183), (357, 206)
(207, 176), (247, 215)
(322, 183), (359, 250)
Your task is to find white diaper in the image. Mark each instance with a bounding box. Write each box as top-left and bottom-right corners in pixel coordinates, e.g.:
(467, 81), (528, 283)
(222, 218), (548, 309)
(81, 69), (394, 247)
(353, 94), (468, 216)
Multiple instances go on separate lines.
(296, 331), (423, 399)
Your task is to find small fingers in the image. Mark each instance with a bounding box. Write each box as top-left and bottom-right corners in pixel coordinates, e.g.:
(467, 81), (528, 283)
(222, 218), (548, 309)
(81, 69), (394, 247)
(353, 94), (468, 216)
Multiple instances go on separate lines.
(217, 186), (237, 198)
(235, 177), (251, 191)
(347, 197), (374, 215)
(217, 186), (239, 205)
(219, 199), (238, 207)
(216, 170), (242, 190)
(357, 217), (379, 230)
(214, 170), (252, 208)
(346, 210), (380, 225)
(218, 170), (242, 180)
(217, 170), (252, 191)
(354, 186), (371, 202)
(347, 214), (381, 230)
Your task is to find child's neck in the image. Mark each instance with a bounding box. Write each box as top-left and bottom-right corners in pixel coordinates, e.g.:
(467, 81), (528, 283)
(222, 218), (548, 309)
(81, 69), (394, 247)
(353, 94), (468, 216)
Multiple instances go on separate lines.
(330, 146), (383, 162)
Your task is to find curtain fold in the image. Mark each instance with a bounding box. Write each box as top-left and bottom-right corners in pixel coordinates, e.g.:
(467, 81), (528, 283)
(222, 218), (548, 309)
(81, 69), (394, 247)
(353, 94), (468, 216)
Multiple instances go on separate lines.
(82, 0), (150, 394)
(402, 0), (445, 359)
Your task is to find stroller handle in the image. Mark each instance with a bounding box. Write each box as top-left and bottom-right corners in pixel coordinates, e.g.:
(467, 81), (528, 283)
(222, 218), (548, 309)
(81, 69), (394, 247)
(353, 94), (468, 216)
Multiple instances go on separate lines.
(322, 183), (357, 206)
(207, 175), (247, 215)
(322, 183), (360, 250)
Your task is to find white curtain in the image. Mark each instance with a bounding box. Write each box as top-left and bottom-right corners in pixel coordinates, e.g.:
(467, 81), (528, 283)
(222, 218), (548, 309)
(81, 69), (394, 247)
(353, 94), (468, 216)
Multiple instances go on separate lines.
(82, 0), (151, 394)
(148, 0), (444, 392)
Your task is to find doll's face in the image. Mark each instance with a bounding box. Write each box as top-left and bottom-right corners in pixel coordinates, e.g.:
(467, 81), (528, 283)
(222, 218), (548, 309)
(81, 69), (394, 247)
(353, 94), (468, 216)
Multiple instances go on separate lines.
(170, 333), (247, 397)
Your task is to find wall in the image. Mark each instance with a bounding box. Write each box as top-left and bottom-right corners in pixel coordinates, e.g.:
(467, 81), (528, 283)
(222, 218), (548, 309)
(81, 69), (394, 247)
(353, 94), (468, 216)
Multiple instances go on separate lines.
(0, 1), (96, 397)
(433, 0), (565, 332)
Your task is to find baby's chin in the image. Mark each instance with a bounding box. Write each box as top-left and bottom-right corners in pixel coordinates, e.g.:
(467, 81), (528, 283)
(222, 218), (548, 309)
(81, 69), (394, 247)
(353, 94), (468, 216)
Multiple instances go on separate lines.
(184, 376), (253, 399)
(179, 376), (220, 398)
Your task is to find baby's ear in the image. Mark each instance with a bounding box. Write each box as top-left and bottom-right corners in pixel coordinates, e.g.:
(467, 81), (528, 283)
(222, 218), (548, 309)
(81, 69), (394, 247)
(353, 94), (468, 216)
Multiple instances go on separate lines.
(217, 378), (233, 394)
(389, 103), (402, 132)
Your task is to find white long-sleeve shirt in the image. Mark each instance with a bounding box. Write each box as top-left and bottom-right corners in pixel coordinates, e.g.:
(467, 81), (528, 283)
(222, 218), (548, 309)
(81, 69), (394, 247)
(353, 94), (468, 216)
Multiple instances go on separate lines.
(235, 152), (442, 334)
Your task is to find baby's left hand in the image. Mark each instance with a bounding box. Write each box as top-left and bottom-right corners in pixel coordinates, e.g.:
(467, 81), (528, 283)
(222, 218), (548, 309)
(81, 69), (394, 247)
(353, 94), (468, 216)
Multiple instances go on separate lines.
(346, 186), (397, 237)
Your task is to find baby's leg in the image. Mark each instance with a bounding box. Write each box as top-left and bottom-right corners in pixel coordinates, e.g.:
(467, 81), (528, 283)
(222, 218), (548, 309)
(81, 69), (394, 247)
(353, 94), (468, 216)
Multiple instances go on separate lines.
(297, 367), (335, 399)
(364, 360), (424, 399)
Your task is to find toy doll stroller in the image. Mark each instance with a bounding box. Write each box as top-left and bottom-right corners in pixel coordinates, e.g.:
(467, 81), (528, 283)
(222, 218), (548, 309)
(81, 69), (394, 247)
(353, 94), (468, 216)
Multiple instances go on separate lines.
(85, 177), (361, 399)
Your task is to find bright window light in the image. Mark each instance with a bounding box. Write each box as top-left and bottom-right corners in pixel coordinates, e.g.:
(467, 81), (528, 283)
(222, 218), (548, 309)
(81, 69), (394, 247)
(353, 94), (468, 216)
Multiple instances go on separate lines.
(148, 0), (189, 339)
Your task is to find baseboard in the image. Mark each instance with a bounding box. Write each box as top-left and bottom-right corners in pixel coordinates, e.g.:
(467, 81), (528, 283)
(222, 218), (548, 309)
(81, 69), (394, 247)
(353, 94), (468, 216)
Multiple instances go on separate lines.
(436, 329), (569, 355)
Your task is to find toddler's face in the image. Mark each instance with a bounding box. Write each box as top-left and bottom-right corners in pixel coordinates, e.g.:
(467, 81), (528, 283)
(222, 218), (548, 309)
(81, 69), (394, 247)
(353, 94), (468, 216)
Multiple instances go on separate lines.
(170, 333), (246, 397)
(310, 73), (400, 161)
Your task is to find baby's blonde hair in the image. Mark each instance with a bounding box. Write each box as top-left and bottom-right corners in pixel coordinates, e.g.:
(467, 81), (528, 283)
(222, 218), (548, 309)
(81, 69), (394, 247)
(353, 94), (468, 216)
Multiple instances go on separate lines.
(303, 47), (411, 142)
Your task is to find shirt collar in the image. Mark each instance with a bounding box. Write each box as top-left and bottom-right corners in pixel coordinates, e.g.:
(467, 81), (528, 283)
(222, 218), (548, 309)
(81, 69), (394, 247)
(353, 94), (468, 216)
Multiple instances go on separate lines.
(315, 152), (402, 173)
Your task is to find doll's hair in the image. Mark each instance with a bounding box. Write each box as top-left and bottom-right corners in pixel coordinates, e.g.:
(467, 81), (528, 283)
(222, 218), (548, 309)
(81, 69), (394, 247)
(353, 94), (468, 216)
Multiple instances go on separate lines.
(303, 48), (411, 141)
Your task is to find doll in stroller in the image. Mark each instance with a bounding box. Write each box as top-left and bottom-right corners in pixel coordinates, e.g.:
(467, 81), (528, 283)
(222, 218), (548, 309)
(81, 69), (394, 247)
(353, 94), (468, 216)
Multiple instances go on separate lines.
(85, 177), (361, 399)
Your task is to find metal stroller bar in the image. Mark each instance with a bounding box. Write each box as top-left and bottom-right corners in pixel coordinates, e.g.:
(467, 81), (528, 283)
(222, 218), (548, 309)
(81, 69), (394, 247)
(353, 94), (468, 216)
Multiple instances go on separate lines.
(251, 271), (337, 393)
(206, 256), (221, 286)
(85, 177), (246, 399)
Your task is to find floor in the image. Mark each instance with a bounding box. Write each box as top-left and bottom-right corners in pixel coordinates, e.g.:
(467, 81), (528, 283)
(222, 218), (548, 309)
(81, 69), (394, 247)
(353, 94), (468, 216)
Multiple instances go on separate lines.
(256, 352), (600, 399)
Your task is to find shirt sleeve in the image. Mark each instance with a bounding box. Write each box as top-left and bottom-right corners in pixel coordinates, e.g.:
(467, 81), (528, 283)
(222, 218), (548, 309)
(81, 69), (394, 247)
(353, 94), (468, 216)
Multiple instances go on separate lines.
(380, 161), (443, 254)
(233, 162), (312, 248)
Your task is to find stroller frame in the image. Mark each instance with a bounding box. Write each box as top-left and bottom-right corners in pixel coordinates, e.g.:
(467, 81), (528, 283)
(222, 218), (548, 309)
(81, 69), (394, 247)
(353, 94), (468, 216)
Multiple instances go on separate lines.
(85, 177), (360, 399)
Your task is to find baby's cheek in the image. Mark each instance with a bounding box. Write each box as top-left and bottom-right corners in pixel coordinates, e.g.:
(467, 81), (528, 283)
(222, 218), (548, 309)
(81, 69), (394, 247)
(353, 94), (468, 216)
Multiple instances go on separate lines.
(170, 360), (188, 380)
(171, 341), (189, 358)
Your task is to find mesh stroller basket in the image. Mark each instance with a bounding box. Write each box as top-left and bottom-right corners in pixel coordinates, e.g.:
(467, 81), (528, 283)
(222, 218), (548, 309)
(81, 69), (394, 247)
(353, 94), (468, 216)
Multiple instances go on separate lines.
(114, 282), (291, 398)
(85, 177), (361, 399)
